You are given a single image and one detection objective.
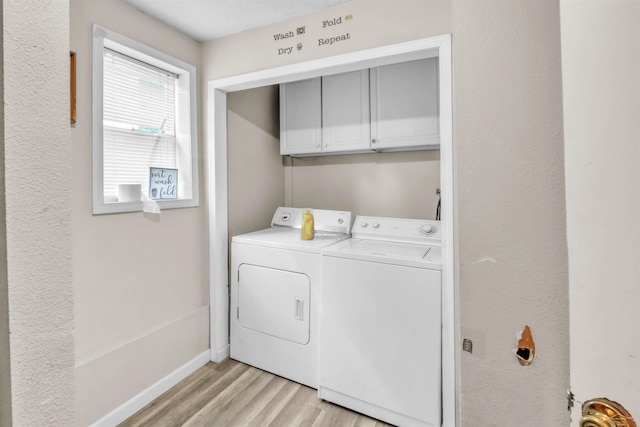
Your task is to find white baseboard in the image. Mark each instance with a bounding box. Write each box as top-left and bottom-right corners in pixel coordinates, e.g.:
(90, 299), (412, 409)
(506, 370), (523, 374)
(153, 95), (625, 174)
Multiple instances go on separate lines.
(213, 343), (230, 362)
(90, 349), (210, 427)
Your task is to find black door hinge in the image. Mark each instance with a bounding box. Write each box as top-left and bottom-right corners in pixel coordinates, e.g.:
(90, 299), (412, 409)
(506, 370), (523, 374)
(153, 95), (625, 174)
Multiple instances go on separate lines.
(567, 388), (575, 412)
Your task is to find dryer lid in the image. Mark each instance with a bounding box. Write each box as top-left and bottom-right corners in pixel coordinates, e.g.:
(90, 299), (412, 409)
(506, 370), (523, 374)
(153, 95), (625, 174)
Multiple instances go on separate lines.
(232, 227), (350, 253)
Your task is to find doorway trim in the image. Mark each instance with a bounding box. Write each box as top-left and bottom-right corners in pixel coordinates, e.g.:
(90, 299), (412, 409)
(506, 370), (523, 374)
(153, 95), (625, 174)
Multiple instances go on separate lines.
(207, 34), (455, 427)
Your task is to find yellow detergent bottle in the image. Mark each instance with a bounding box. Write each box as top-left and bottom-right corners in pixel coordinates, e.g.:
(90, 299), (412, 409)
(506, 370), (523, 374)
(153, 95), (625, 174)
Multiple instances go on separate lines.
(301, 209), (314, 240)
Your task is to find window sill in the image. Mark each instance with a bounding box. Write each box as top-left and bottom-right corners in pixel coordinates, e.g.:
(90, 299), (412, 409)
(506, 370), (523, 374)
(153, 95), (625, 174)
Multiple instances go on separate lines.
(93, 197), (199, 215)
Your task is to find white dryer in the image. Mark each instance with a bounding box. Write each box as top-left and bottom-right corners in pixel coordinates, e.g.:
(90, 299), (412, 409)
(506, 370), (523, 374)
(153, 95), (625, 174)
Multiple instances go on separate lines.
(319, 216), (442, 427)
(230, 207), (352, 389)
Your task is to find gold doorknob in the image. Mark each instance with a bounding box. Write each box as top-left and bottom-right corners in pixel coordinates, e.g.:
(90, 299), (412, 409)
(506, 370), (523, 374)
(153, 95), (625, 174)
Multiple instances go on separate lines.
(581, 398), (636, 427)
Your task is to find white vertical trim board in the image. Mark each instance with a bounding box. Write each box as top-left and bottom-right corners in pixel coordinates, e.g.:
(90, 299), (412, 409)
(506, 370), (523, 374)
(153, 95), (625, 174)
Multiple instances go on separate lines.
(437, 35), (456, 427)
(208, 86), (230, 362)
(90, 350), (210, 427)
(207, 35), (456, 426)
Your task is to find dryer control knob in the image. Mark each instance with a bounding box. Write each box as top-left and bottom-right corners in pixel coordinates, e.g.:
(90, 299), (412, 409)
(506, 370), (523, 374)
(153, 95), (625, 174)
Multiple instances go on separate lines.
(372, 223), (380, 229)
(419, 224), (436, 236)
(360, 222), (368, 228)
(337, 218), (344, 224)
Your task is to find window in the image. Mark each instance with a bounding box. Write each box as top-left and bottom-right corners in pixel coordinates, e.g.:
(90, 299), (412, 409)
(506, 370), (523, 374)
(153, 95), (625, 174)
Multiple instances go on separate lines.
(92, 25), (198, 214)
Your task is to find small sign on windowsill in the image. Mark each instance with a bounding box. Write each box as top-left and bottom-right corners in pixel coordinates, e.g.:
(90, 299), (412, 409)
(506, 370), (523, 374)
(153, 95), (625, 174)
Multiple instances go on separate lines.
(149, 167), (178, 200)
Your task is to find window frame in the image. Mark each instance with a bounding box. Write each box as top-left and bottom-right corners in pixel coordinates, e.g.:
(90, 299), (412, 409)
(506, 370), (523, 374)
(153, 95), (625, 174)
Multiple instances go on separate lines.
(92, 24), (199, 214)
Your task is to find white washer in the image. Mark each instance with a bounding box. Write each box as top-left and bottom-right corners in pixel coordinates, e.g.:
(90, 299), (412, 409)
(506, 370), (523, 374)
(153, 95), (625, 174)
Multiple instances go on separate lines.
(319, 216), (442, 427)
(230, 207), (352, 388)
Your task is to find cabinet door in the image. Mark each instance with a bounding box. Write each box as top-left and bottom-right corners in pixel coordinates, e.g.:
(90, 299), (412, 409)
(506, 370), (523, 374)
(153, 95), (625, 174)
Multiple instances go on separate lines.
(370, 58), (439, 150)
(321, 70), (372, 154)
(280, 78), (322, 155)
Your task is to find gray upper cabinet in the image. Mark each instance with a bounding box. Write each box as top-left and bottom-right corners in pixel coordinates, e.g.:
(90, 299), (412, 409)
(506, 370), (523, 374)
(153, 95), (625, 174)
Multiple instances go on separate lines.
(280, 78), (322, 156)
(280, 58), (439, 156)
(370, 58), (439, 151)
(321, 70), (372, 154)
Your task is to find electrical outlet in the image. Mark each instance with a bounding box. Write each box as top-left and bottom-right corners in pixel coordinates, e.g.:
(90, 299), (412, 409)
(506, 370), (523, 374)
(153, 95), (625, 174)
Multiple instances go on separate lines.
(462, 338), (473, 353)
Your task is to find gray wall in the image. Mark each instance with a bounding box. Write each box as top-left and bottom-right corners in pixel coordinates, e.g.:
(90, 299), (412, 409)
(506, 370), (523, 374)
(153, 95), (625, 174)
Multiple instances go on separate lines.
(70, 1), (208, 425)
(0, 3), (11, 425)
(227, 86), (285, 238)
(286, 150), (440, 219)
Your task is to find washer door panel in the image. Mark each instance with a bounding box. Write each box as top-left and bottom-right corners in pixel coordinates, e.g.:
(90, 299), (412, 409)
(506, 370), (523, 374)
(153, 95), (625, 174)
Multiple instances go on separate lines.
(238, 264), (310, 345)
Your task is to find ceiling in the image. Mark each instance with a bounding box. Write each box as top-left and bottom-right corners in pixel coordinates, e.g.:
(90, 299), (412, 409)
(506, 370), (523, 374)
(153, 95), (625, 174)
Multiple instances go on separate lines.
(124, 0), (351, 42)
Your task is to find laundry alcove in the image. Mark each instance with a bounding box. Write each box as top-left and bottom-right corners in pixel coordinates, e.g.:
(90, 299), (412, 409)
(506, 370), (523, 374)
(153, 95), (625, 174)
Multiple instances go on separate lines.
(207, 34), (455, 427)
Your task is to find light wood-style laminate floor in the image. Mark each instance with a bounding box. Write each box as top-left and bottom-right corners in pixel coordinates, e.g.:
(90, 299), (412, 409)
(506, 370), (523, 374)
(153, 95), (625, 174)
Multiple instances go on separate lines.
(119, 358), (393, 427)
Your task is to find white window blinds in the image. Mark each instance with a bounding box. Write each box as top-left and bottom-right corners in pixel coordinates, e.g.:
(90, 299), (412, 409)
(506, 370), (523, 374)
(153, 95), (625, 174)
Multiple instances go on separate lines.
(103, 48), (177, 201)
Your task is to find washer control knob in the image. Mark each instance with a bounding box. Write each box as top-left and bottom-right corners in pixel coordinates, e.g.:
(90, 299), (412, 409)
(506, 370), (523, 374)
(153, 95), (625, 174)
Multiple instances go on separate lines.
(337, 218), (344, 224)
(281, 212), (291, 221)
(372, 223), (380, 229)
(419, 224), (436, 236)
(360, 222), (368, 228)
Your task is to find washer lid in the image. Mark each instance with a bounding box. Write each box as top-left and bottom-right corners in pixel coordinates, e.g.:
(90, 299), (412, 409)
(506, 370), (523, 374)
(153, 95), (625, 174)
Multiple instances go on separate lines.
(322, 238), (442, 269)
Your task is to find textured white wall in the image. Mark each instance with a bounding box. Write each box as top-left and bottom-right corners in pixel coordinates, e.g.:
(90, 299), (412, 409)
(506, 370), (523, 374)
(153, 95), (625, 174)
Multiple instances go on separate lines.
(453, 1), (569, 425)
(70, 1), (208, 425)
(3, 0), (75, 425)
(561, 1), (640, 422)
